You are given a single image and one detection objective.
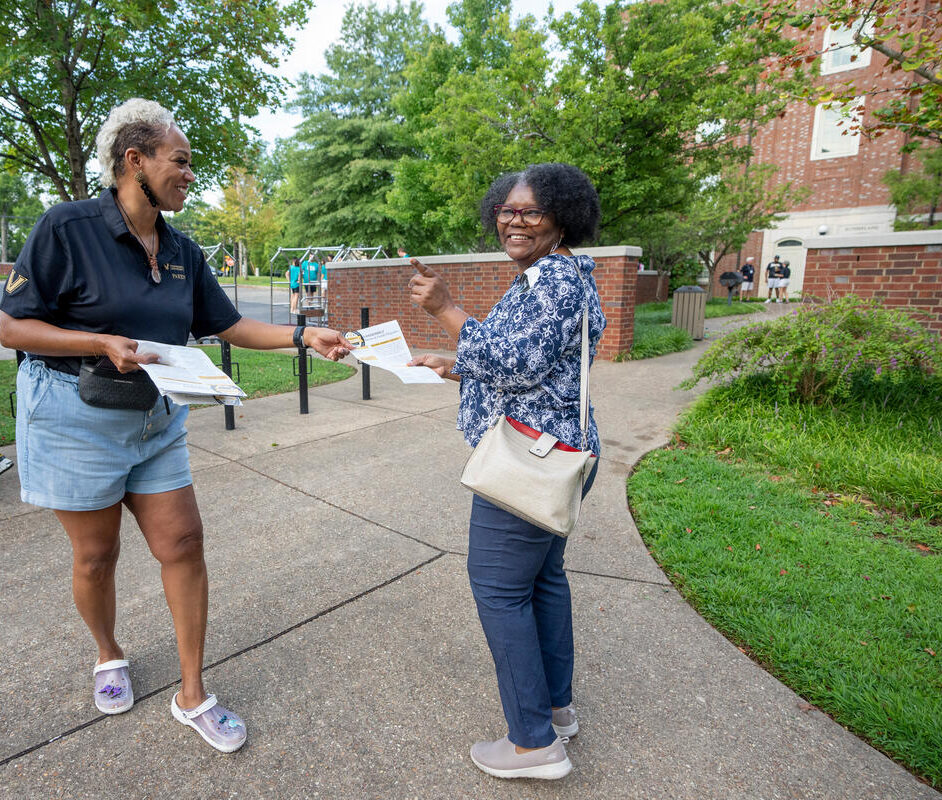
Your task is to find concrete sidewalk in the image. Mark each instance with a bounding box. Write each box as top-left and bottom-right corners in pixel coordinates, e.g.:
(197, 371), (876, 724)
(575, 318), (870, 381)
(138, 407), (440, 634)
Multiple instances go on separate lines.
(0, 306), (936, 799)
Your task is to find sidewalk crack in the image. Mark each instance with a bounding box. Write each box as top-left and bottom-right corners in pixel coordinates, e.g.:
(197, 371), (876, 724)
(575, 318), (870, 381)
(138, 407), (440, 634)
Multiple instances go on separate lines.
(0, 551), (445, 769)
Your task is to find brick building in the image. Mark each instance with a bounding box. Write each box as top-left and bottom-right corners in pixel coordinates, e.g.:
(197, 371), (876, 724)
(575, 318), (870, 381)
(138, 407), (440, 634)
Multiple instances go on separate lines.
(725, 3), (934, 299)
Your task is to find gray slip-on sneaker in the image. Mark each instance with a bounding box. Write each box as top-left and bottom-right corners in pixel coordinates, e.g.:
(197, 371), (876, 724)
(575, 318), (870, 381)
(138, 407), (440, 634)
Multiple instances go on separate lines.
(552, 704), (578, 737)
(470, 736), (572, 779)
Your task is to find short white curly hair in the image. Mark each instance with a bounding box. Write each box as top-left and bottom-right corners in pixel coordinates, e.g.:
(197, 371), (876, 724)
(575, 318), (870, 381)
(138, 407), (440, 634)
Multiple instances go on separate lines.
(96, 99), (176, 187)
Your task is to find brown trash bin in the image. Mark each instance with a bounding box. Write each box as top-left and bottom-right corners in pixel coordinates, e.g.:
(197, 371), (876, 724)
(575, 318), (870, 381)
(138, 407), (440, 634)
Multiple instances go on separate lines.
(671, 286), (706, 340)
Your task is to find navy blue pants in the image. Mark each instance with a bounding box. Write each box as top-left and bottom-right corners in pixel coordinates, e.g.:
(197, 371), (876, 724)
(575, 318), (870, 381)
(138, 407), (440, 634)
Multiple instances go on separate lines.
(467, 459), (598, 748)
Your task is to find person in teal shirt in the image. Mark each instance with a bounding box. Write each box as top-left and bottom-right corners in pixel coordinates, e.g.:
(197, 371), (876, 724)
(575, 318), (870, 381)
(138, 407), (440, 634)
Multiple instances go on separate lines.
(302, 259), (318, 303)
(284, 258), (301, 313)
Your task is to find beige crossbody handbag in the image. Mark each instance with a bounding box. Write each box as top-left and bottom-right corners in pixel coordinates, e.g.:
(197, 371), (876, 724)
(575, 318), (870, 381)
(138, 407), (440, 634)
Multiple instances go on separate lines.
(460, 287), (596, 537)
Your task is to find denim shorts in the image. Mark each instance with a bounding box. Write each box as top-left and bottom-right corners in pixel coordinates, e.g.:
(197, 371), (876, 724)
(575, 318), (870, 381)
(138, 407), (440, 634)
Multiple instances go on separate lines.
(15, 358), (192, 511)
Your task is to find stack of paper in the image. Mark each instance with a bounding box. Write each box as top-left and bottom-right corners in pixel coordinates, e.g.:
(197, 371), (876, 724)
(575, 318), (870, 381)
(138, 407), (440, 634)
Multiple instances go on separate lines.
(136, 340), (247, 406)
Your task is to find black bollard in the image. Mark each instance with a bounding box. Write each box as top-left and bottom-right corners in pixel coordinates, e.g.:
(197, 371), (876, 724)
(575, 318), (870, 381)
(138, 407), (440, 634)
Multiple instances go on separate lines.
(360, 307), (370, 400)
(220, 340), (235, 430)
(296, 313), (309, 415)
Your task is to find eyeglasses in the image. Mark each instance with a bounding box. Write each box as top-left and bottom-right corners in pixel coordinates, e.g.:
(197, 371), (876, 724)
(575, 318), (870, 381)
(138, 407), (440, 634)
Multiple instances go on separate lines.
(493, 205), (547, 226)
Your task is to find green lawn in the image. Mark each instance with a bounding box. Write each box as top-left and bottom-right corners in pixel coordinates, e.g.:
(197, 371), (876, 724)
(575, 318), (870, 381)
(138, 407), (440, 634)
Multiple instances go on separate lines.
(624, 297), (761, 360)
(0, 359), (14, 446)
(627, 380), (942, 787)
(217, 274), (288, 287)
(637, 297), (763, 325)
(0, 346), (355, 446)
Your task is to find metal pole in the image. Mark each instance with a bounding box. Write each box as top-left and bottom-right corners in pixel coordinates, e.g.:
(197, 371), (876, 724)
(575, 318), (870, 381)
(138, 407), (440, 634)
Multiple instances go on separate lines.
(297, 313), (309, 414)
(360, 307), (370, 400)
(220, 340), (235, 430)
(232, 256), (238, 309)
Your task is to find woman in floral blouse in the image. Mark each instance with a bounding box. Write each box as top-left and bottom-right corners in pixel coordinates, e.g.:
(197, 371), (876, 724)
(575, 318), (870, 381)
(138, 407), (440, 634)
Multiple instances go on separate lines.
(408, 162), (606, 780)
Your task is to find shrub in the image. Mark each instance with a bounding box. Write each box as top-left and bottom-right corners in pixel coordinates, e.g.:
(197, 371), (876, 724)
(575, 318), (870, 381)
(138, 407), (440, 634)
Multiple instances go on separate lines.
(681, 296), (942, 404)
(668, 257), (702, 294)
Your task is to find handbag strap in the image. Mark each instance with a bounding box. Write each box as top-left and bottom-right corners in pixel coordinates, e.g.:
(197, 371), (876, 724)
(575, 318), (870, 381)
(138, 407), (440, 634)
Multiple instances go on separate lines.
(579, 298), (590, 450)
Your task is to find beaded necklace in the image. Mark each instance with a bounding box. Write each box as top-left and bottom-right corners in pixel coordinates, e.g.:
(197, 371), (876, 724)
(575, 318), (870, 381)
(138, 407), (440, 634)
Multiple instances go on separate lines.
(115, 193), (161, 284)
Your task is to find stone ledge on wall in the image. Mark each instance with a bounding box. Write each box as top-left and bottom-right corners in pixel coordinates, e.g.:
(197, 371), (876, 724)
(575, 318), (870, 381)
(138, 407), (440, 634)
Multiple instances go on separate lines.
(809, 229), (942, 251)
(329, 245), (642, 270)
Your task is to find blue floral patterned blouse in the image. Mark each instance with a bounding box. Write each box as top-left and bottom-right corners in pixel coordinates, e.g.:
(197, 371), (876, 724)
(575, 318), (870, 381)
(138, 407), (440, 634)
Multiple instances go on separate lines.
(453, 253), (607, 455)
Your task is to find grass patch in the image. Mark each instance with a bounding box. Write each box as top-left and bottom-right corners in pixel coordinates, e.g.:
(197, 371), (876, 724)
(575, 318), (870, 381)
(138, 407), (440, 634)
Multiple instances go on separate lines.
(626, 321), (694, 360)
(218, 274), (290, 287)
(679, 380), (942, 522)
(627, 383), (942, 787)
(0, 346), (355, 446)
(624, 298), (762, 360)
(0, 359), (15, 446)
(195, 345), (354, 400)
(636, 298), (762, 326)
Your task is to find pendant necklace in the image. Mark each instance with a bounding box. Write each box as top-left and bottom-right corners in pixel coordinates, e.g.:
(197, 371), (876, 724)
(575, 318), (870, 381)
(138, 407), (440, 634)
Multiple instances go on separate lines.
(115, 193), (161, 283)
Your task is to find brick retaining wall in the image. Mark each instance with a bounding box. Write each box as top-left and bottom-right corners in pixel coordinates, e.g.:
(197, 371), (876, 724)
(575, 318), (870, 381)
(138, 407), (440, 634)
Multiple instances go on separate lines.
(327, 246), (641, 360)
(804, 232), (942, 334)
(636, 270), (669, 304)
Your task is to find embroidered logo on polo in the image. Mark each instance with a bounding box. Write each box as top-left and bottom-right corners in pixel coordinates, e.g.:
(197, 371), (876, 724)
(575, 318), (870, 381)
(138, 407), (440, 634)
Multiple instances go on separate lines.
(168, 264), (186, 280)
(4, 270), (28, 295)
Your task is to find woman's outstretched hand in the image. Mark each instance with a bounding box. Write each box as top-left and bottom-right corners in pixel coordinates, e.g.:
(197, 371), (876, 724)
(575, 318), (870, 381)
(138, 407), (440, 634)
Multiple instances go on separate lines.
(304, 327), (352, 361)
(408, 353), (459, 382)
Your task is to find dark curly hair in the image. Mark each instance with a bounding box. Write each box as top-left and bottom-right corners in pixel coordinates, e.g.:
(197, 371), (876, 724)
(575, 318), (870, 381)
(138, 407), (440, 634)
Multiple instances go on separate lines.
(480, 163), (600, 247)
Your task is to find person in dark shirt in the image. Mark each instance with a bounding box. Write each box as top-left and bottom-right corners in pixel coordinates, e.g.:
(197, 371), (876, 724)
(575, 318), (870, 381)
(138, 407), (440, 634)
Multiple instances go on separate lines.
(739, 257), (755, 299)
(780, 260), (792, 303)
(0, 98), (350, 754)
(765, 255), (782, 303)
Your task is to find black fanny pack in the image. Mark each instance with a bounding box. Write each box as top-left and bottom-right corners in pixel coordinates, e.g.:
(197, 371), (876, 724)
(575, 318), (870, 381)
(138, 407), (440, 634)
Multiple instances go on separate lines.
(78, 357), (160, 411)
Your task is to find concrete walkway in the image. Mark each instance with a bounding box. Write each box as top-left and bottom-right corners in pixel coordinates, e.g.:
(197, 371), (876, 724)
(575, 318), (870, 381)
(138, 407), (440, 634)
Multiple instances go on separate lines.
(0, 305), (936, 799)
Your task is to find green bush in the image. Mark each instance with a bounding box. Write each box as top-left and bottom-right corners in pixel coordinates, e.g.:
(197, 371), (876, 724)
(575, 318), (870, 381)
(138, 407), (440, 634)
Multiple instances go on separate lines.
(668, 257), (702, 294)
(682, 296), (942, 403)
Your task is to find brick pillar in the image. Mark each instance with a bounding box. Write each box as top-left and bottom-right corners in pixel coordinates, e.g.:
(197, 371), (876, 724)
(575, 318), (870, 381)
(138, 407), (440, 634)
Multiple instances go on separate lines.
(594, 252), (639, 359)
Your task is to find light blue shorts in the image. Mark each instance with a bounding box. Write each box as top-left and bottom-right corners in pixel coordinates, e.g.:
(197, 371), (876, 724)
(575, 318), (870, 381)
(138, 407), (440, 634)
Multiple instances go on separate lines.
(15, 358), (192, 511)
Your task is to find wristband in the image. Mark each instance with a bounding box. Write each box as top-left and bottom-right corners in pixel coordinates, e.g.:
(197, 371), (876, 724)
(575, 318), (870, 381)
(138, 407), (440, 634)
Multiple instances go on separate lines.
(293, 325), (306, 349)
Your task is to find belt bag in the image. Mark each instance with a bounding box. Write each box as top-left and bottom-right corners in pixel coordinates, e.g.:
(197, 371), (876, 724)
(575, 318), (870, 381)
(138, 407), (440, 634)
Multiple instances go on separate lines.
(460, 286), (595, 538)
(78, 358), (159, 411)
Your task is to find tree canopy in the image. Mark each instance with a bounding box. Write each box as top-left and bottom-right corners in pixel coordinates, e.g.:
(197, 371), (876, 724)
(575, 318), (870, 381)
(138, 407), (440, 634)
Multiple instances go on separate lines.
(276, 1), (433, 253)
(0, 0), (312, 201)
(0, 171), (44, 261)
(387, 0), (807, 252)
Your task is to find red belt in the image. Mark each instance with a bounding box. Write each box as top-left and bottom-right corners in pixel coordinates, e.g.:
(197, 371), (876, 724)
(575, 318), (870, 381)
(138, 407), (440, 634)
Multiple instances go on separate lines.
(506, 416), (582, 453)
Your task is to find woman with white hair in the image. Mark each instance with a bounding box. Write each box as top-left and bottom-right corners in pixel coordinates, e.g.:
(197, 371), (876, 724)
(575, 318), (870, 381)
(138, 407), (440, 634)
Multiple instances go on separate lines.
(0, 99), (351, 753)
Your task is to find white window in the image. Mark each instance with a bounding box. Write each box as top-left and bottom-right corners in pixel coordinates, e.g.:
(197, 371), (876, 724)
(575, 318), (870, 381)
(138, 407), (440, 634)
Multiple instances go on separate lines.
(821, 19), (874, 75)
(810, 100), (863, 160)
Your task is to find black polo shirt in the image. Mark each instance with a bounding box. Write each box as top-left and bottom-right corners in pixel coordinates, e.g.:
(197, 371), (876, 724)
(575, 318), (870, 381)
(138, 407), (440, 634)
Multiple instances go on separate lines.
(1, 189), (241, 373)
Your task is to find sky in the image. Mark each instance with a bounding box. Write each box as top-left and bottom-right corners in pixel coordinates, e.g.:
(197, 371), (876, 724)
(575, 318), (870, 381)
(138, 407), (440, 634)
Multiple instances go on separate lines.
(248, 0), (601, 145)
